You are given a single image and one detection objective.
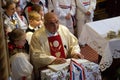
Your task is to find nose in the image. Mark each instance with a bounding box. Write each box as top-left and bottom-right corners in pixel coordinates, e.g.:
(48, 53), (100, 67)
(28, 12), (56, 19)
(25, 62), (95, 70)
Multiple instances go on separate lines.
(52, 22), (59, 27)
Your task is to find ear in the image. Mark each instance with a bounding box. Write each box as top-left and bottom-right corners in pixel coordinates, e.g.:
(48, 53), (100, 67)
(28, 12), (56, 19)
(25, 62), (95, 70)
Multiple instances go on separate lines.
(29, 19), (34, 24)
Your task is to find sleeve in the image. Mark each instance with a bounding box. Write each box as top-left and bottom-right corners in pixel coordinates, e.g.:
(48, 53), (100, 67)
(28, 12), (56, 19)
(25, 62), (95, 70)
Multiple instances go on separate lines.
(69, 0), (76, 16)
(10, 53), (33, 80)
(76, 0), (88, 13)
(68, 32), (81, 56)
(26, 32), (33, 45)
(48, 0), (55, 12)
(54, 0), (67, 17)
(54, 0), (76, 17)
(88, 0), (96, 12)
(60, 25), (81, 57)
(29, 31), (56, 68)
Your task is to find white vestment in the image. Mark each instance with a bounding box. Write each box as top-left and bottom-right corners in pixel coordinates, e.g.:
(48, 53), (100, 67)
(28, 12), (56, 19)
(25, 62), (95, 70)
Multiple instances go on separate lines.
(75, 0), (96, 37)
(30, 24), (80, 78)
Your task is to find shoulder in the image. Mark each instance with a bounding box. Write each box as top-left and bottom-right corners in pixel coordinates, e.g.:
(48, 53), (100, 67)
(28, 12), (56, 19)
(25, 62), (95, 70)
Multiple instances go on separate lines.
(10, 52), (28, 63)
(58, 24), (71, 34)
(59, 24), (69, 31)
(32, 26), (46, 38)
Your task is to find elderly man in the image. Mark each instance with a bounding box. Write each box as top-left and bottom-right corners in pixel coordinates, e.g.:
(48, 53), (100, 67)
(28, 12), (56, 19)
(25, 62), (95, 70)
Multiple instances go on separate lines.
(30, 12), (84, 79)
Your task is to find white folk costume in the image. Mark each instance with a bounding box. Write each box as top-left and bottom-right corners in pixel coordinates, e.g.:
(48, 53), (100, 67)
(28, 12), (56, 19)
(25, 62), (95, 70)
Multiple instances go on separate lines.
(51, 0), (76, 34)
(48, 0), (56, 12)
(19, 0), (28, 10)
(3, 12), (27, 33)
(10, 52), (33, 80)
(30, 24), (80, 79)
(75, 0), (96, 37)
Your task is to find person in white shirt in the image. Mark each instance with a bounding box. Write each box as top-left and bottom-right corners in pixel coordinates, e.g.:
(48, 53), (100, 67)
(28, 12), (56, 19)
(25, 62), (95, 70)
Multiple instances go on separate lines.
(3, 0), (28, 35)
(26, 11), (42, 44)
(8, 28), (33, 80)
(49, 0), (76, 34)
(75, 0), (96, 38)
(16, 5), (28, 30)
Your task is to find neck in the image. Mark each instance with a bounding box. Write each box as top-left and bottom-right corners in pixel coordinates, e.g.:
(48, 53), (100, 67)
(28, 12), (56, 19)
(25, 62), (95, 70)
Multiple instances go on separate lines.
(29, 24), (36, 29)
(46, 30), (58, 37)
(5, 12), (11, 18)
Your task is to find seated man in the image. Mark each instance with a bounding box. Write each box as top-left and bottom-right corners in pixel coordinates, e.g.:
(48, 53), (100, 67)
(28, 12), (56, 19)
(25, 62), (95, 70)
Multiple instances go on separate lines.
(29, 12), (84, 80)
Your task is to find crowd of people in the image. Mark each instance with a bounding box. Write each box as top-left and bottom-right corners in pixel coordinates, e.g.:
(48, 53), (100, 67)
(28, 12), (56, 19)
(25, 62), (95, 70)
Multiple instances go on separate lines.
(1, 0), (96, 80)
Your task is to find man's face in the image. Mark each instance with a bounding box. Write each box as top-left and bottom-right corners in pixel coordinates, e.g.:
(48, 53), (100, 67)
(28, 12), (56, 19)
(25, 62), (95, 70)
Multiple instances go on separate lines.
(45, 17), (59, 34)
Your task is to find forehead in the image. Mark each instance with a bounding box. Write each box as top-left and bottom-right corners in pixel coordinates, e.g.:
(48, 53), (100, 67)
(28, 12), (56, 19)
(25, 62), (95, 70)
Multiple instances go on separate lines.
(45, 15), (58, 23)
(47, 18), (58, 22)
(8, 3), (16, 9)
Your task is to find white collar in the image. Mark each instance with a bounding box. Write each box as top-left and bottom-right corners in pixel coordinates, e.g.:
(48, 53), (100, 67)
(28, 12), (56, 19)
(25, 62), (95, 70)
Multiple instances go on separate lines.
(46, 30), (58, 37)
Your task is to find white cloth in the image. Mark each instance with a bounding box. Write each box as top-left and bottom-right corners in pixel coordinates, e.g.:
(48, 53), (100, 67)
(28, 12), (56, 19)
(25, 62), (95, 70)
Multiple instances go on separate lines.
(40, 0), (48, 13)
(79, 16), (120, 71)
(3, 12), (27, 33)
(109, 39), (120, 58)
(75, 0), (96, 37)
(10, 52), (33, 80)
(41, 59), (101, 80)
(51, 0), (76, 34)
(3, 13), (19, 33)
(19, 0), (28, 10)
(14, 12), (28, 31)
(48, 0), (55, 12)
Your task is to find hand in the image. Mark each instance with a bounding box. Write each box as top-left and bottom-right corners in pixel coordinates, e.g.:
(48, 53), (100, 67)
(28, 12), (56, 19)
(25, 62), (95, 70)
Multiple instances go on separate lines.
(51, 58), (66, 64)
(65, 13), (71, 20)
(85, 11), (91, 16)
(72, 53), (84, 59)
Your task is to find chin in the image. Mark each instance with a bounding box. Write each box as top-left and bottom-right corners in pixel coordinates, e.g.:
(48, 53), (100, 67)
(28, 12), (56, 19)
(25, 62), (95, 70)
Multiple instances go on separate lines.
(51, 32), (56, 34)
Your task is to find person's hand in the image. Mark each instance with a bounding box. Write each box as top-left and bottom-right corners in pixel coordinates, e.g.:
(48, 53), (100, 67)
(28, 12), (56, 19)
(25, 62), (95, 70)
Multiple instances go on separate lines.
(51, 58), (66, 64)
(65, 13), (71, 20)
(72, 53), (84, 59)
(85, 11), (91, 16)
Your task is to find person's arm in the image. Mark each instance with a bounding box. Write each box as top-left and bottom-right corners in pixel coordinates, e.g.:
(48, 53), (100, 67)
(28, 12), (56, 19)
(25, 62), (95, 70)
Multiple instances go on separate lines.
(54, 0), (67, 17)
(69, 0), (76, 16)
(71, 53), (84, 59)
(48, 0), (56, 12)
(26, 32), (33, 45)
(65, 0), (76, 20)
(88, 0), (96, 13)
(51, 58), (66, 64)
(65, 27), (84, 59)
(75, 0), (88, 13)
(30, 30), (56, 68)
(10, 53), (33, 80)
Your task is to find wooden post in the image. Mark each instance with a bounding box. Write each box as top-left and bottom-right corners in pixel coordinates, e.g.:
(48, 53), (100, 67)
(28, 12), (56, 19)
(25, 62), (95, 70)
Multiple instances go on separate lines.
(0, 0), (9, 80)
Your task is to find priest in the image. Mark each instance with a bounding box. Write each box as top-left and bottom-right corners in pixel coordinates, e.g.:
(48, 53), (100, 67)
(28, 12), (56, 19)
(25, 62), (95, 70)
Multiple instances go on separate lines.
(30, 12), (84, 80)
